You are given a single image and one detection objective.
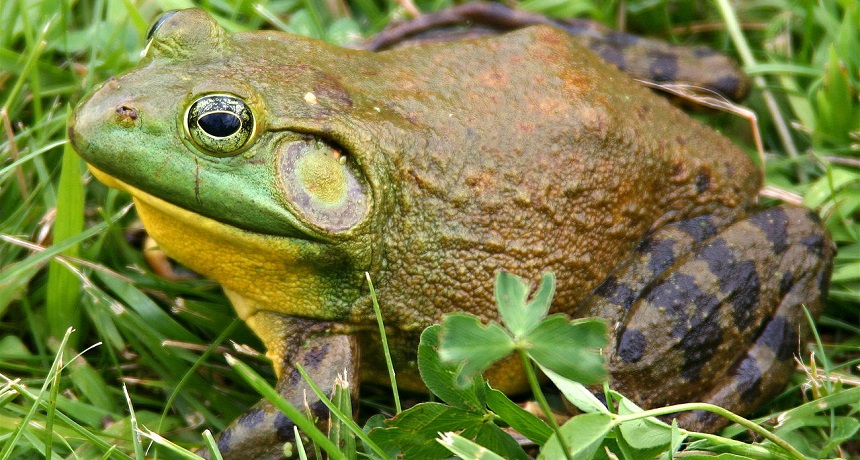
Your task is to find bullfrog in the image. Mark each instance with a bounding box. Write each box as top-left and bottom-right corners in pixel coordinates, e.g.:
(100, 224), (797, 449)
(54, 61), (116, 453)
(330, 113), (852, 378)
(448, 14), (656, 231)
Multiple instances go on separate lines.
(68, 7), (833, 459)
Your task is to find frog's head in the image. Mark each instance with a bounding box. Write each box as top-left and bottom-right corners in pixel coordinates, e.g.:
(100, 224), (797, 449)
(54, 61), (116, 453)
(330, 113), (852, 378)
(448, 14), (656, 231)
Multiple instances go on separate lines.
(69, 9), (389, 321)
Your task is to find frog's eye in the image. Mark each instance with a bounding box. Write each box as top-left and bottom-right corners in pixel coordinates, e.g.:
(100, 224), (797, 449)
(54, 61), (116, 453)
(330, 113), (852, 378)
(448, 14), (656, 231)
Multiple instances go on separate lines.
(146, 11), (178, 42)
(185, 94), (255, 156)
(142, 11), (178, 57)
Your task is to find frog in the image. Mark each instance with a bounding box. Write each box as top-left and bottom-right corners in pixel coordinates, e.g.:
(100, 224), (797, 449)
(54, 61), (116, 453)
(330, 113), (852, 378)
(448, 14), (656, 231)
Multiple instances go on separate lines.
(67, 7), (833, 460)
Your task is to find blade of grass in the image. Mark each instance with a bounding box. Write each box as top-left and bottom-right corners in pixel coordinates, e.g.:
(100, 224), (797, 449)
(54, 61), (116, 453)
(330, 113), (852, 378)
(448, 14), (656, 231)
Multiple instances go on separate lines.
(0, 328), (71, 460)
(366, 272), (401, 413)
(122, 384), (145, 460)
(202, 430), (224, 460)
(42, 337), (65, 458)
(157, 318), (241, 434)
(0, 204), (128, 296)
(293, 426), (309, 460)
(295, 364), (388, 459)
(140, 429), (210, 460)
(438, 432), (506, 460)
(613, 402), (806, 460)
(46, 140), (85, 344)
(715, 0), (803, 178)
(1, 17), (51, 114)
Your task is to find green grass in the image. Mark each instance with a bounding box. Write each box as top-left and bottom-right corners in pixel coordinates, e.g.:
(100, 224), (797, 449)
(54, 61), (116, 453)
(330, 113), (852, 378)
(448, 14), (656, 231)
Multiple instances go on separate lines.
(1, 0), (858, 458)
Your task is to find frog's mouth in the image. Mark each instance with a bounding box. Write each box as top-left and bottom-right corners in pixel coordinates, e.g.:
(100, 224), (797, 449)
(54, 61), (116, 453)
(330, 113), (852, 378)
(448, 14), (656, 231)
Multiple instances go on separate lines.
(89, 165), (317, 277)
(91, 165), (357, 320)
(89, 165), (294, 246)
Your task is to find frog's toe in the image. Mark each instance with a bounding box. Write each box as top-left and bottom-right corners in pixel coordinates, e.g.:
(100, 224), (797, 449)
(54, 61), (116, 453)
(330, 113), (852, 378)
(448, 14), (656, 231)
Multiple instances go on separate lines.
(201, 399), (330, 460)
(202, 318), (360, 459)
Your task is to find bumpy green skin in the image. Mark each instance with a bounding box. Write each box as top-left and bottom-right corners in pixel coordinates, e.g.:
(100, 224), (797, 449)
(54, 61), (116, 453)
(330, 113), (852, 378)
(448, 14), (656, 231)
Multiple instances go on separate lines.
(69, 8), (833, 459)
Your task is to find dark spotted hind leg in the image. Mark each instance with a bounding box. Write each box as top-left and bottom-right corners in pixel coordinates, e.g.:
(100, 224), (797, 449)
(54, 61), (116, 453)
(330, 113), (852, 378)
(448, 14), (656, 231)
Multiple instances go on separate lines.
(676, 207), (834, 431)
(578, 205), (833, 432)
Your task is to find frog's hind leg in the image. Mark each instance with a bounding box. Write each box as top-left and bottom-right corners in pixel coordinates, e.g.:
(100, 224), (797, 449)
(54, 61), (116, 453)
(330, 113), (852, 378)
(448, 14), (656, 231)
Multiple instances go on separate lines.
(674, 207), (834, 431)
(579, 205), (833, 432)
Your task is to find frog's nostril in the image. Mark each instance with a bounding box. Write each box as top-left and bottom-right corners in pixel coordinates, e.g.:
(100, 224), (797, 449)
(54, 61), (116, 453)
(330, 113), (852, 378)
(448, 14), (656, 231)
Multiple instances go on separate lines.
(116, 105), (138, 119)
(115, 105), (139, 127)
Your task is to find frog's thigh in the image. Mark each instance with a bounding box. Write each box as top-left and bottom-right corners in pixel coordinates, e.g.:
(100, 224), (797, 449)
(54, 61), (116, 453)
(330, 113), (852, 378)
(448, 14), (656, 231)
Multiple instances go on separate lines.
(584, 206), (832, 431)
(207, 312), (360, 460)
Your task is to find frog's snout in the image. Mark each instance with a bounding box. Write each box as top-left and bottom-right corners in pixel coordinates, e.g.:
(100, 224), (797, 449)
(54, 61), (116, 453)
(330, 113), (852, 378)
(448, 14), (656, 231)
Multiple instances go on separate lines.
(67, 98), (92, 155)
(68, 76), (150, 162)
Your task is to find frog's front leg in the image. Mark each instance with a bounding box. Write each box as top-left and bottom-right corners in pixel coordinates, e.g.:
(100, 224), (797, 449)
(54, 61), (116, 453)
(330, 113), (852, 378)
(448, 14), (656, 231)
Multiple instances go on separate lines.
(579, 205), (833, 432)
(205, 311), (360, 460)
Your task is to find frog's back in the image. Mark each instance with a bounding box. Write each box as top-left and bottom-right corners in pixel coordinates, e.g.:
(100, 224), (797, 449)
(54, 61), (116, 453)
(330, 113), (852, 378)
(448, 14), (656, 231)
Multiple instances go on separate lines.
(351, 26), (761, 326)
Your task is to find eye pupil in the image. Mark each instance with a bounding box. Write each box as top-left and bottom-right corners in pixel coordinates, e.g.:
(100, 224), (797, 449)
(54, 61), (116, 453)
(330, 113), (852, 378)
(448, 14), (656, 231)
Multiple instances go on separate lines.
(198, 112), (241, 137)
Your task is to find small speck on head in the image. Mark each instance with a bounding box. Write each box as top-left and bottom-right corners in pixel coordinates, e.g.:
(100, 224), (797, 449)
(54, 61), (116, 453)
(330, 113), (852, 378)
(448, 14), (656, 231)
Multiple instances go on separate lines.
(116, 105), (138, 119)
(304, 92), (317, 105)
(115, 105), (139, 127)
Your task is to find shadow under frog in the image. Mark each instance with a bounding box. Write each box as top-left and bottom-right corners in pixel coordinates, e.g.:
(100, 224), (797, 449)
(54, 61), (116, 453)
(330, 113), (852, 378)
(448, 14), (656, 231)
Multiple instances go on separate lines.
(68, 8), (833, 460)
